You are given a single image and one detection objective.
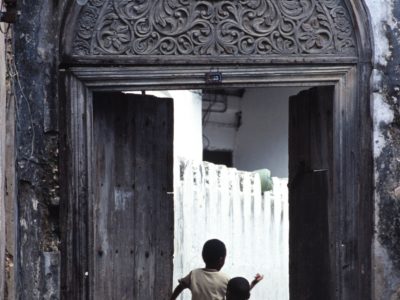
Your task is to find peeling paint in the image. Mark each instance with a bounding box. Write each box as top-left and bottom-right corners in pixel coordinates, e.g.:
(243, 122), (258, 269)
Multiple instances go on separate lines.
(32, 197), (38, 211)
(363, 0), (400, 298)
(114, 188), (132, 211)
(365, 0), (396, 66)
(394, 186), (400, 200)
(42, 252), (60, 300)
(373, 239), (400, 300)
(373, 93), (395, 158)
(20, 219), (27, 230)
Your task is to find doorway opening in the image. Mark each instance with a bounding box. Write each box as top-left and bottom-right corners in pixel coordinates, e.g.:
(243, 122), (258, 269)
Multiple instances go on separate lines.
(60, 0), (373, 297)
(90, 85), (334, 299)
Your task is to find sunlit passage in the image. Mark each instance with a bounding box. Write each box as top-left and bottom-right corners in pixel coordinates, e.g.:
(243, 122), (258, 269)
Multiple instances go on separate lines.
(173, 87), (307, 300)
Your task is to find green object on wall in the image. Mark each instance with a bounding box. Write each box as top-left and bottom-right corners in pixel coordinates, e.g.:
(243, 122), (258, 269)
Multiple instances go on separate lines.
(254, 169), (273, 193)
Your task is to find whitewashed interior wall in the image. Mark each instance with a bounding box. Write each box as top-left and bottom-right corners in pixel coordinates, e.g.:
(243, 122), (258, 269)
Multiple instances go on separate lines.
(173, 160), (289, 300)
(202, 87), (305, 177)
(233, 87), (305, 177)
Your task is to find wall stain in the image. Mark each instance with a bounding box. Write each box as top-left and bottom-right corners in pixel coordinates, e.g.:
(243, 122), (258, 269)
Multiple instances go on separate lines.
(375, 1), (400, 292)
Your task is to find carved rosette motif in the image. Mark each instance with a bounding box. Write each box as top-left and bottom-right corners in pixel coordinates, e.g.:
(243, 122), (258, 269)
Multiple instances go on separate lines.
(72, 0), (357, 56)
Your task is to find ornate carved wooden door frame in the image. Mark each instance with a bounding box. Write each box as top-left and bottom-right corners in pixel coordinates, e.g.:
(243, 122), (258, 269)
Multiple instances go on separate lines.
(60, 0), (373, 299)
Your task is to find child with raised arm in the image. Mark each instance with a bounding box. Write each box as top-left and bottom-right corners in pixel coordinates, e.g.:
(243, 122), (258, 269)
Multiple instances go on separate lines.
(170, 239), (264, 300)
(226, 275), (264, 300)
(170, 239), (230, 300)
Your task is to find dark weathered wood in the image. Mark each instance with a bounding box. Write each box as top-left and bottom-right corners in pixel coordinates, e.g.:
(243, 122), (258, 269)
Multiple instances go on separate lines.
(335, 66), (359, 300)
(61, 0), (373, 65)
(357, 63), (373, 300)
(61, 58), (371, 300)
(60, 71), (91, 300)
(4, 67), (16, 300)
(0, 30), (5, 299)
(92, 93), (173, 300)
(62, 64), (371, 300)
(62, 55), (360, 67)
(289, 87), (335, 300)
(69, 65), (355, 90)
(59, 0), (375, 66)
(152, 95), (174, 298)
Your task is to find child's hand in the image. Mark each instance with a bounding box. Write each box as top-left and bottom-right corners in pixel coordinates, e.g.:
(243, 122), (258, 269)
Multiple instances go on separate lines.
(250, 273), (264, 288)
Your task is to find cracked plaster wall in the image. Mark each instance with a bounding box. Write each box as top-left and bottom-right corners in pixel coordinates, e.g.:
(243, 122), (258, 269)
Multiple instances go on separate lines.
(6, 0), (400, 299)
(363, 0), (400, 299)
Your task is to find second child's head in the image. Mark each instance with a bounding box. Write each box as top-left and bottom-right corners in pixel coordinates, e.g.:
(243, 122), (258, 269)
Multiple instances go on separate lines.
(226, 277), (251, 300)
(202, 239), (226, 270)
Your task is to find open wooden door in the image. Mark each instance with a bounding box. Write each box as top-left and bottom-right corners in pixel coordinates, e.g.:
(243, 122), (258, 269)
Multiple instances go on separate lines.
(92, 92), (173, 300)
(289, 87), (335, 300)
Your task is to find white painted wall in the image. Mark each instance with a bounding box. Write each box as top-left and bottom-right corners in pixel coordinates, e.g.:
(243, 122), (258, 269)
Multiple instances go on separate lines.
(171, 90), (203, 162)
(203, 87), (305, 178)
(234, 87), (304, 178)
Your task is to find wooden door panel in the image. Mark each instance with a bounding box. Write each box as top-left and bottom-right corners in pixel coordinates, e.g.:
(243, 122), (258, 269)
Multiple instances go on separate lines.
(289, 87), (334, 300)
(92, 93), (173, 300)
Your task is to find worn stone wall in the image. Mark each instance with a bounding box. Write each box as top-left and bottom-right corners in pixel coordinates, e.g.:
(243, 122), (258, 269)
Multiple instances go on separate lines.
(363, 0), (400, 299)
(10, 0), (67, 298)
(4, 29), (15, 298)
(4, 0), (400, 299)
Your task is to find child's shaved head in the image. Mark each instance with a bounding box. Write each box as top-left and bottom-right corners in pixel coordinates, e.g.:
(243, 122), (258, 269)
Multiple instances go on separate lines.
(226, 277), (250, 300)
(202, 239), (226, 265)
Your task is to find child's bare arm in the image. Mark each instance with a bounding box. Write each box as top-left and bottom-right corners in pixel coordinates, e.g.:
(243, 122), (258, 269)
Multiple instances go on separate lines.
(250, 273), (264, 290)
(170, 283), (187, 300)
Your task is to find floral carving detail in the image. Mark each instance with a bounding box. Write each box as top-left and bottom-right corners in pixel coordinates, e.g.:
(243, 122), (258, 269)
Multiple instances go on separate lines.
(72, 0), (357, 56)
(299, 16), (332, 52)
(103, 21), (130, 51)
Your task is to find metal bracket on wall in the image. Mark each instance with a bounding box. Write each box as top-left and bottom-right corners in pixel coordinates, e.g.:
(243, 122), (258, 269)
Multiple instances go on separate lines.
(205, 71), (223, 84)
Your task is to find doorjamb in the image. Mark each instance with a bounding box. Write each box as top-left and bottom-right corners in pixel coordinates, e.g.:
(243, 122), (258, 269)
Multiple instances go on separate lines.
(59, 63), (372, 300)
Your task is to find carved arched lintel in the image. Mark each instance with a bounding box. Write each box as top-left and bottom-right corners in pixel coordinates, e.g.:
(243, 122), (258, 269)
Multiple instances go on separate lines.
(61, 0), (368, 62)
